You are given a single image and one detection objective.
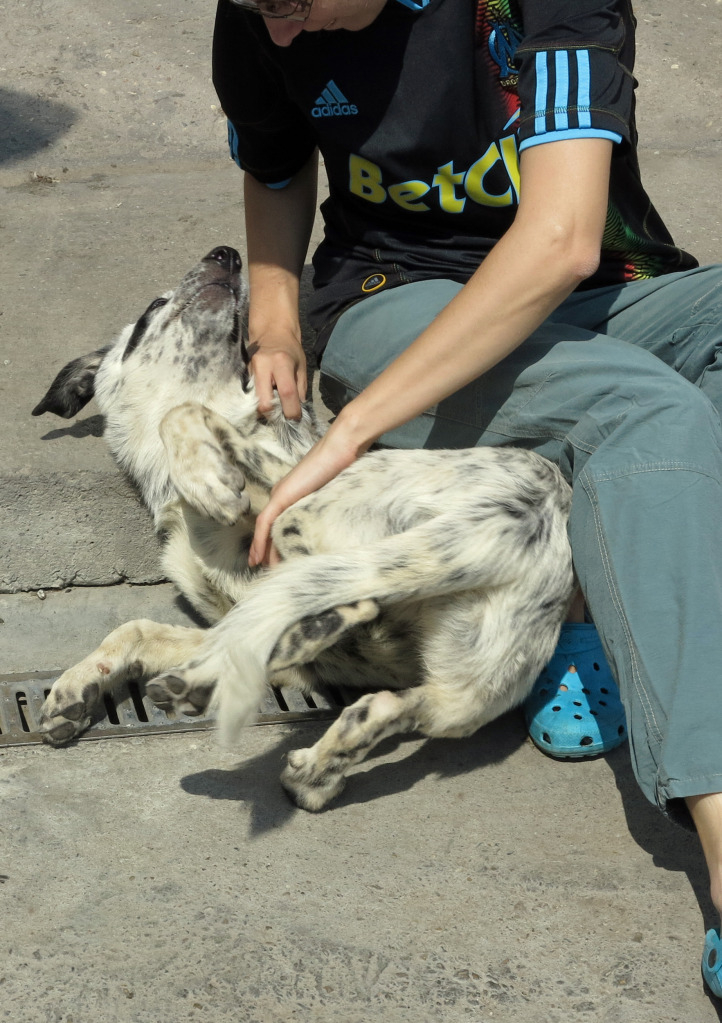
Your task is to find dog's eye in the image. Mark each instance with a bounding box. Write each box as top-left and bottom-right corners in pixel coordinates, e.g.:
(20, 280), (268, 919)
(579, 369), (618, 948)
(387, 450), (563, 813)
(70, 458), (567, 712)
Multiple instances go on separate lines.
(147, 297), (169, 313)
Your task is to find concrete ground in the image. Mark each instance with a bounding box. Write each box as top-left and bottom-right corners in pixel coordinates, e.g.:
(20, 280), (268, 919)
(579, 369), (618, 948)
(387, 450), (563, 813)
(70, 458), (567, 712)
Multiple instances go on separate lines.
(1, 0), (721, 1020)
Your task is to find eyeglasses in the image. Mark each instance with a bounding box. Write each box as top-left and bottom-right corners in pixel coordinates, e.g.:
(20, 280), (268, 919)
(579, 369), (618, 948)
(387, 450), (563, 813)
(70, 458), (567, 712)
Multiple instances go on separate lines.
(228, 0), (314, 21)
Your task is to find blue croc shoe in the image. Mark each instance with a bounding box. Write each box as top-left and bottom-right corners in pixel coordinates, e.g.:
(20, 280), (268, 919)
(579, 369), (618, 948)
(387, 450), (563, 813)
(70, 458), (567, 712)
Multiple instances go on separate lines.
(702, 929), (722, 997)
(524, 622), (627, 758)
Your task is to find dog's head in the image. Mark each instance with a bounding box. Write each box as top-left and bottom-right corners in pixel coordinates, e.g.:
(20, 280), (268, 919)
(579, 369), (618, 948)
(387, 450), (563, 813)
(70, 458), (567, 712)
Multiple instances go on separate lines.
(33, 247), (254, 508)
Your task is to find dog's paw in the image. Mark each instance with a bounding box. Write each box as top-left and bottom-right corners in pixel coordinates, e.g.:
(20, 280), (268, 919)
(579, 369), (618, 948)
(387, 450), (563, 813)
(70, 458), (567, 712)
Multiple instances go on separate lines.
(39, 680), (100, 746)
(280, 747), (346, 812)
(177, 464), (250, 526)
(145, 671), (215, 717)
(162, 406), (252, 526)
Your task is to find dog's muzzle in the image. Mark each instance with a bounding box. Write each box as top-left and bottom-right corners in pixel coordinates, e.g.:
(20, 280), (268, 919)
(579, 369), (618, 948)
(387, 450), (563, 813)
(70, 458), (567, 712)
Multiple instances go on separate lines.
(203, 246), (242, 276)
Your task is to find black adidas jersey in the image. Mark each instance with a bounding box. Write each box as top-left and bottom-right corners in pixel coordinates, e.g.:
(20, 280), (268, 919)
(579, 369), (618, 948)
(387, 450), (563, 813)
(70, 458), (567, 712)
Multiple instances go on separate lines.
(213, 0), (697, 345)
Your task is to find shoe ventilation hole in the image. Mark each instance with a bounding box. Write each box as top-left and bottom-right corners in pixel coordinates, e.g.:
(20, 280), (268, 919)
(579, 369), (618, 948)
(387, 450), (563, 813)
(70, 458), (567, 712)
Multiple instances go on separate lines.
(579, 736), (594, 746)
(573, 701), (582, 707)
(538, 688), (549, 697)
(552, 706), (561, 712)
(559, 684), (568, 692)
(574, 714), (583, 720)
(581, 687), (590, 695)
(542, 733), (552, 744)
(599, 700), (607, 707)
(600, 687), (609, 694)
(568, 665), (577, 673)
(618, 725), (625, 736)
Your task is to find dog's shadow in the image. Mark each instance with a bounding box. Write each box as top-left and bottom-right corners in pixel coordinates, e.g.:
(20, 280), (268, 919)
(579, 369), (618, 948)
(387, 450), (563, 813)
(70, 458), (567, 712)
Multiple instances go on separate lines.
(39, 414), (105, 440)
(180, 707), (528, 837)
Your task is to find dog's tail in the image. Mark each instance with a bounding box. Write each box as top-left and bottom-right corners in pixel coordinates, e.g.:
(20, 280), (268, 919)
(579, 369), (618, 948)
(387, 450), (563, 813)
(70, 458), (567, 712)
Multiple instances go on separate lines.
(207, 502), (572, 745)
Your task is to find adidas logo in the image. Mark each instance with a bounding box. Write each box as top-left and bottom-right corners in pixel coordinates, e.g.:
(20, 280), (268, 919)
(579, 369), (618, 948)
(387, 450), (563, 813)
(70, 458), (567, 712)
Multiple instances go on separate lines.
(311, 80), (358, 118)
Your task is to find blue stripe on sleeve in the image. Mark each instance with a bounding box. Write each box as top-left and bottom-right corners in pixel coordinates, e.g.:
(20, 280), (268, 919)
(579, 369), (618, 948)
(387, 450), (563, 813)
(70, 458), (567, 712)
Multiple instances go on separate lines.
(227, 120), (242, 169)
(554, 51), (569, 131)
(519, 128), (623, 152)
(534, 52), (548, 135)
(576, 50), (592, 128)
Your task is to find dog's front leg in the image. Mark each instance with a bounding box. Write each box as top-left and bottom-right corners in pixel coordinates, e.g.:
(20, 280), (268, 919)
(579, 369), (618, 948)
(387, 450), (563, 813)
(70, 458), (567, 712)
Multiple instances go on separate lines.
(39, 621), (206, 745)
(161, 403), (253, 525)
(161, 403), (294, 524)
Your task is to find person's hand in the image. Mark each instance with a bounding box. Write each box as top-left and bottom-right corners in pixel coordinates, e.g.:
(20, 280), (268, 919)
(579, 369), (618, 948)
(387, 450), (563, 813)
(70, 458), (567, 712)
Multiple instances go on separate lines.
(250, 334), (307, 421)
(249, 419), (370, 567)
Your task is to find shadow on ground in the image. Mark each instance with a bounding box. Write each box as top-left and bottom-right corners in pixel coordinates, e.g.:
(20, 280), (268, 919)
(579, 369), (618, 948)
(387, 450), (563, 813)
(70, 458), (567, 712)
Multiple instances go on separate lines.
(0, 87), (77, 165)
(606, 742), (722, 1017)
(180, 708), (528, 836)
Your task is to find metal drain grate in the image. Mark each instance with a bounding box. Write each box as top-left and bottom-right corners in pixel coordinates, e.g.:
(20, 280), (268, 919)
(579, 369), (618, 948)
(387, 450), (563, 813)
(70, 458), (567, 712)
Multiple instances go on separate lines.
(0, 671), (355, 747)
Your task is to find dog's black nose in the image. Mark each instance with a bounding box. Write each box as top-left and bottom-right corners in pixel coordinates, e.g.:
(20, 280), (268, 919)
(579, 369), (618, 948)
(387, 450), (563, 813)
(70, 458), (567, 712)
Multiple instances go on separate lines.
(204, 247), (242, 273)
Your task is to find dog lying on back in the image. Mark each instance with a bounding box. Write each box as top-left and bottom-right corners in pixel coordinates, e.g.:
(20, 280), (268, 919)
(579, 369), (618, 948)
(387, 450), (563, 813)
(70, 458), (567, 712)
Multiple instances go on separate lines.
(32, 246), (574, 811)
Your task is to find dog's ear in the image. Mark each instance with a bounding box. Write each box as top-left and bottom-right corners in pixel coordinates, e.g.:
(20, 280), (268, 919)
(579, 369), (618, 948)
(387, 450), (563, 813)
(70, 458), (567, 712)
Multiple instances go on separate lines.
(32, 346), (111, 419)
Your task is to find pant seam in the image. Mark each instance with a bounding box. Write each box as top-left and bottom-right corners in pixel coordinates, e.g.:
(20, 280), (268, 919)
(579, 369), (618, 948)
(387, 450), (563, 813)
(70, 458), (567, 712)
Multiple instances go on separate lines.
(586, 461), (722, 485)
(578, 465), (666, 749)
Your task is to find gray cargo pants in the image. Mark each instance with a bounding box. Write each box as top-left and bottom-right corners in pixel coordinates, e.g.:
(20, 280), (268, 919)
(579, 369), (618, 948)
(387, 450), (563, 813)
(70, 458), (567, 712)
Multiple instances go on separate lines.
(319, 265), (722, 819)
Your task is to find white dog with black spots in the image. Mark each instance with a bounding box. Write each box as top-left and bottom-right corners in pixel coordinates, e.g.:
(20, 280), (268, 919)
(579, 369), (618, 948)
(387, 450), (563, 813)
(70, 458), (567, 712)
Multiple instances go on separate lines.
(33, 247), (574, 811)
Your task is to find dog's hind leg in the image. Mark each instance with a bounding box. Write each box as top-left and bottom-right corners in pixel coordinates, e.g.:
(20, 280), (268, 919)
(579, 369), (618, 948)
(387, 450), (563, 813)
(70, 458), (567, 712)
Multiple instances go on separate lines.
(39, 621), (206, 745)
(280, 689), (423, 811)
(280, 662), (531, 813)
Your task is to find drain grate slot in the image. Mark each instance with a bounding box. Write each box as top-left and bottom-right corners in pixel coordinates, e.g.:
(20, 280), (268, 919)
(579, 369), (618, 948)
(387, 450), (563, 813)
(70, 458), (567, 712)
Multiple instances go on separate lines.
(128, 680), (150, 723)
(15, 692), (31, 733)
(0, 671), (354, 747)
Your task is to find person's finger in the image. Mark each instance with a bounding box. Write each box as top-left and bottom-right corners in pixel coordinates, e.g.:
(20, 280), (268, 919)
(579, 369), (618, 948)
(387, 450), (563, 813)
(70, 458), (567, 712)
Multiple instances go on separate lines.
(249, 505), (276, 567)
(297, 363), (308, 403)
(251, 349), (306, 420)
(251, 356), (277, 416)
(248, 423), (364, 566)
(275, 372), (302, 420)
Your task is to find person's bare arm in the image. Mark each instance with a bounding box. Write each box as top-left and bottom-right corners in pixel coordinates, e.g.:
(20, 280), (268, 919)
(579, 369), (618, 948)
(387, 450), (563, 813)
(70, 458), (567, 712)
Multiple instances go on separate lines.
(250, 137), (613, 565)
(245, 150), (319, 419)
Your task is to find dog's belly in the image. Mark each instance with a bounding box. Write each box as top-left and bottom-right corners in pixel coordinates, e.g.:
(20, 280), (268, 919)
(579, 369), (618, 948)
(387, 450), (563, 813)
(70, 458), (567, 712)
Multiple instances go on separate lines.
(279, 445), (571, 558)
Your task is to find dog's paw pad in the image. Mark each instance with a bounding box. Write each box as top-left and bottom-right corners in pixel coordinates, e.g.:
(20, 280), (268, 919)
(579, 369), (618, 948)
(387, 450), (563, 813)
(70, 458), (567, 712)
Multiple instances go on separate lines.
(177, 685), (214, 717)
(40, 716), (90, 746)
(60, 700), (90, 722)
(39, 680), (99, 745)
(145, 678), (178, 709)
(146, 674), (214, 716)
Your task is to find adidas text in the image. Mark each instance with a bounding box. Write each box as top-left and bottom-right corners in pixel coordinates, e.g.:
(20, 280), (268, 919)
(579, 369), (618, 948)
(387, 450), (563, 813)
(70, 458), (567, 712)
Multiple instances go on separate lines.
(312, 102), (359, 118)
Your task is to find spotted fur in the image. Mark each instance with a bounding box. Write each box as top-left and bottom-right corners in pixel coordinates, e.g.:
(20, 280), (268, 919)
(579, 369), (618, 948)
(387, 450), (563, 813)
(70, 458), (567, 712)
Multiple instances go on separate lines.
(33, 247), (574, 811)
